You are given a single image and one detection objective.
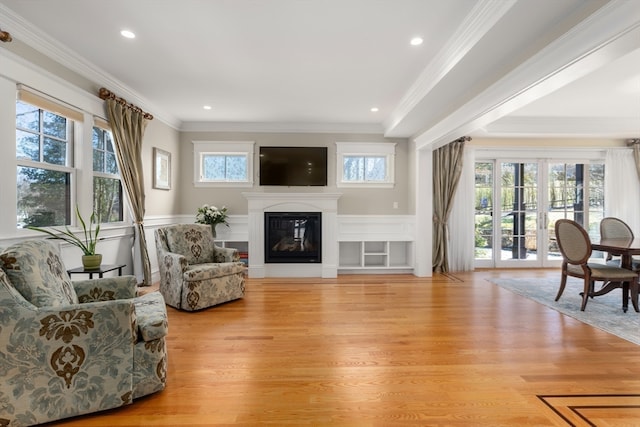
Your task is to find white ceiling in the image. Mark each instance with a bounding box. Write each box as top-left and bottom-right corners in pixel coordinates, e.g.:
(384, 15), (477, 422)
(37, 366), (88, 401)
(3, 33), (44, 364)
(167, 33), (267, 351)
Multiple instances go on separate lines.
(1, 0), (638, 144)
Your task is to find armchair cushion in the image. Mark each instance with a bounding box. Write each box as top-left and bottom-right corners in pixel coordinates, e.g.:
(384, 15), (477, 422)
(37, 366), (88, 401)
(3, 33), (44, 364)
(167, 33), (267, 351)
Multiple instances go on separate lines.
(0, 240), (78, 307)
(163, 224), (216, 264)
(186, 262), (247, 281)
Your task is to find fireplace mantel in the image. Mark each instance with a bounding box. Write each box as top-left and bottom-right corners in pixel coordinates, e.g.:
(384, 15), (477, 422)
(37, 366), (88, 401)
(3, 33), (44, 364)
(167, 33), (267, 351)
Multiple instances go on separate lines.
(242, 192), (342, 278)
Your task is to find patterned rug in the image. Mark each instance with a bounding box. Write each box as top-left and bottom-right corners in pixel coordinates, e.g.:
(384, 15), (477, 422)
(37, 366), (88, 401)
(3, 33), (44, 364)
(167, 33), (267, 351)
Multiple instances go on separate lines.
(487, 277), (640, 345)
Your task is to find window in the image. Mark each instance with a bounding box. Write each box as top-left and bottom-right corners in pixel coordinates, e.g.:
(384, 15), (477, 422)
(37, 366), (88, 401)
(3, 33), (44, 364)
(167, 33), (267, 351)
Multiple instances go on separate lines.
(202, 154), (246, 181)
(343, 156), (386, 181)
(193, 141), (255, 187)
(16, 91), (82, 227)
(336, 142), (395, 188)
(93, 121), (123, 222)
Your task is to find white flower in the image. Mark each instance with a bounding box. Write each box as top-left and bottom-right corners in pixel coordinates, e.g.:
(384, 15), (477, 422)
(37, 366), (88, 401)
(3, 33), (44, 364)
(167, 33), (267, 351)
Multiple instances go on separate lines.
(195, 204), (229, 227)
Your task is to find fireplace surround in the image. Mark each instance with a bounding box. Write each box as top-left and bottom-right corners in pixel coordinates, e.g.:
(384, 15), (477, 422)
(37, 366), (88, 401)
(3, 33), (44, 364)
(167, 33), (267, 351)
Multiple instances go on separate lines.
(243, 192), (341, 278)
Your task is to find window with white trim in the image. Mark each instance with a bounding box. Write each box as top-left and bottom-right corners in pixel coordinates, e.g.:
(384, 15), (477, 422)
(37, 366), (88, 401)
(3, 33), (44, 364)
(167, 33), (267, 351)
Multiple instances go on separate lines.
(92, 120), (124, 223)
(193, 141), (255, 187)
(16, 90), (81, 227)
(336, 142), (396, 188)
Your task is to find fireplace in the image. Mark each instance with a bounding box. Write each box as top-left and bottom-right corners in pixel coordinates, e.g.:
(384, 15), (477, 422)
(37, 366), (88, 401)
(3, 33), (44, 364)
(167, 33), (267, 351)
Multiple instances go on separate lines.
(243, 192), (341, 278)
(264, 212), (321, 263)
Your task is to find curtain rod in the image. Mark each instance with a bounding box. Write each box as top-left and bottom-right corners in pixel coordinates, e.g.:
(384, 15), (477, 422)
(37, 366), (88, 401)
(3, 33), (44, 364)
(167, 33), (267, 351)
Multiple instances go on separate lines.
(0, 28), (12, 43)
(98, 87), (154, 120)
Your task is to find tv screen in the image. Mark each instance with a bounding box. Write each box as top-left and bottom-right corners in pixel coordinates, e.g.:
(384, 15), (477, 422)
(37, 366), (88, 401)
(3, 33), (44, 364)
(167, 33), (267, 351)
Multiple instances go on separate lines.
(259, 146), (327, 186)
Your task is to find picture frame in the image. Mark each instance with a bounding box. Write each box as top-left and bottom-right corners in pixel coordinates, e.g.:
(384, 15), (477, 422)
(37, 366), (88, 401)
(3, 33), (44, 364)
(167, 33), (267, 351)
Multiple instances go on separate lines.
(153, 147), (171, 190)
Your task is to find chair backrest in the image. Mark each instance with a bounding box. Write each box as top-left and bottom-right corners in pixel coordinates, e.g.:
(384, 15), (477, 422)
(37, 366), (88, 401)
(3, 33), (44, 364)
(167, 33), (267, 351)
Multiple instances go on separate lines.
(555, 219), (592, 265)
(156, 224), (216, 264)
(0, 239), (78, 307)
(600, 217), (634, 240)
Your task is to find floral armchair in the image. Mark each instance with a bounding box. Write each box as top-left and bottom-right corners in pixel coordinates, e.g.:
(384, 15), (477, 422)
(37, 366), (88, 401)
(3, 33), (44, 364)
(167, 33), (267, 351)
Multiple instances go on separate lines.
(155, 224), (246, 311)
(0, 240), (168, 426)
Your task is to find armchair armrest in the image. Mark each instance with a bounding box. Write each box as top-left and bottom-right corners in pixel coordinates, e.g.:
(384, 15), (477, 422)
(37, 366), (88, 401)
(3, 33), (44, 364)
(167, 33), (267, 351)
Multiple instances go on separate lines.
(133, 292), (168, 341)
(158, 250), (188, 276)
(213, 245), (240, 262)
(73, 275), (138, 302)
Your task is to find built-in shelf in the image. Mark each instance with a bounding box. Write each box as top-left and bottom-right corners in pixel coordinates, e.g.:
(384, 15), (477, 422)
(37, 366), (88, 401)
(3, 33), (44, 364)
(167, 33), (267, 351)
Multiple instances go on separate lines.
(219, 240), (249, 265)
(338, 240), (413, 271)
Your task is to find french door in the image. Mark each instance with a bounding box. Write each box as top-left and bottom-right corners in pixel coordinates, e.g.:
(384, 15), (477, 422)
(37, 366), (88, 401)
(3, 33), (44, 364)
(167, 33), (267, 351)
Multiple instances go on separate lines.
(474, 159), (604, 268)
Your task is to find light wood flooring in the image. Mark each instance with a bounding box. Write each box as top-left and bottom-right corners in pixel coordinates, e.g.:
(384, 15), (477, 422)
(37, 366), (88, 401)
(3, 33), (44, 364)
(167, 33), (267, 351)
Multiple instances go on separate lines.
(44, 270), (640, 426)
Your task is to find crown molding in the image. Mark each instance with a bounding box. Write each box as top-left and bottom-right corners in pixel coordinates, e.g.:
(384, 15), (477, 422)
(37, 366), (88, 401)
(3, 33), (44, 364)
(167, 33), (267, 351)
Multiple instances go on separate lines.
(478, 116), (640, 139)
(180, 120), (385, 135)
(0, 3), (181, 129)
(383, 0), (517, 135)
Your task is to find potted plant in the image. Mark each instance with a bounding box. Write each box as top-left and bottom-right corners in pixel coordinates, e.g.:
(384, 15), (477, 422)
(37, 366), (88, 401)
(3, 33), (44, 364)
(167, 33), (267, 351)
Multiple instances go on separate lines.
(28, 205), (102, 269)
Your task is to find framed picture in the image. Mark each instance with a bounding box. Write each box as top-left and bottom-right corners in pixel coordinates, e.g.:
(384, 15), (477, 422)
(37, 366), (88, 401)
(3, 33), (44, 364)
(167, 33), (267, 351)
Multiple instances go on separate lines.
(153, 147), (171, 190)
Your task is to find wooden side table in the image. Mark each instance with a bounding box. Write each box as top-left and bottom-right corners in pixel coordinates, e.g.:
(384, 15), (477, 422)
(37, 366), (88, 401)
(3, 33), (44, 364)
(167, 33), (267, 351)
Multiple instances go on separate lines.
(67, 264), (126, 279)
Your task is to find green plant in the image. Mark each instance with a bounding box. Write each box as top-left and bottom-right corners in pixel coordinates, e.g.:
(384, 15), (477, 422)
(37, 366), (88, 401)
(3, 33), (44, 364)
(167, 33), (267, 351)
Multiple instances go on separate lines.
(28, 205), (101, 255)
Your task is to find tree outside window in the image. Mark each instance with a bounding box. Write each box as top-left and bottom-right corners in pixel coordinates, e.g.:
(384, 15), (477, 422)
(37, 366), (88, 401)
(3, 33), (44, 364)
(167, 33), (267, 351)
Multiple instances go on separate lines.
(336, 142), (395, 188)
(192, 141), (255, 187)
(343, 156), (386, 182)
(16, 101), (73, 227)
(202, 154), (248, 181)
(93, 126), (123, 223)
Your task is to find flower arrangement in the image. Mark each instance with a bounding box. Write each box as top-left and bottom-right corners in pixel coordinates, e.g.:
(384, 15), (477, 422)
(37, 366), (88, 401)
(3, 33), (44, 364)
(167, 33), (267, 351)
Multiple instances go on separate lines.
(195, 204), (229, 228)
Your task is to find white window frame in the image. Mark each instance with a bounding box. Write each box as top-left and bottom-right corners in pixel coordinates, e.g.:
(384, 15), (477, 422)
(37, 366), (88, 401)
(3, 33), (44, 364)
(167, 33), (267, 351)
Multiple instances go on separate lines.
(16, 91), (80, 227)
(193, 141), (255, 187)
(92, 119), (126, 224)
(336, 141), (396, 188)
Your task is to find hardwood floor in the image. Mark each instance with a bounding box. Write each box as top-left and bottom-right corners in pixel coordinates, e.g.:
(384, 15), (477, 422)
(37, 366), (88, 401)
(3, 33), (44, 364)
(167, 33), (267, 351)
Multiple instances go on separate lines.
(45, 270), (640, 426)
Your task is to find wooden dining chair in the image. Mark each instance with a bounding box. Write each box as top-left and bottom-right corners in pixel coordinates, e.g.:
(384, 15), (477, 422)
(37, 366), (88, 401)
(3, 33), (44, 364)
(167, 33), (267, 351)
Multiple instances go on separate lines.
(600, 217), (634, 261)
(599, 217), (640, 270)
(554, 219), (639, 312)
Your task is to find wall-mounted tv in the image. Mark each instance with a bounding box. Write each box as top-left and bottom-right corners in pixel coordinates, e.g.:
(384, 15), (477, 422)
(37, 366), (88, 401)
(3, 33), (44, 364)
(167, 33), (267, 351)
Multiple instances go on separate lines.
(259, 146), (328, 186)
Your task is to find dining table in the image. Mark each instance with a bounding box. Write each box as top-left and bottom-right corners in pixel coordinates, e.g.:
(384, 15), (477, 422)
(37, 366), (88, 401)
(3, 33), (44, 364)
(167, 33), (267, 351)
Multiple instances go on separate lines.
(591, 237), (640, 313)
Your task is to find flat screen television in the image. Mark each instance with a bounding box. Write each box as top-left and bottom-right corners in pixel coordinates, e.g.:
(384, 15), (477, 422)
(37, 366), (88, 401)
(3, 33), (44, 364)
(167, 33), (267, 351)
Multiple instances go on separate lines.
(259, 146), (327, 186)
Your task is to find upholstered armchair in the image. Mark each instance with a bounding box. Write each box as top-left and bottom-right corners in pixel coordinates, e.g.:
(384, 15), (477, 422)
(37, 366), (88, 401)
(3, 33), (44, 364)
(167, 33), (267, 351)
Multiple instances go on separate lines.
(0, 240), (168, 426)
(155, 223), (246, 311)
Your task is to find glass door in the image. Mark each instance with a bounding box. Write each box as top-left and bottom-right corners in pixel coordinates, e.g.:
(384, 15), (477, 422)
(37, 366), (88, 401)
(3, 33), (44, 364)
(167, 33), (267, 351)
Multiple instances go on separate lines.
(546, 162), (605, 262)
(496, 161), (541, 267)
(474, 159), (605, 268)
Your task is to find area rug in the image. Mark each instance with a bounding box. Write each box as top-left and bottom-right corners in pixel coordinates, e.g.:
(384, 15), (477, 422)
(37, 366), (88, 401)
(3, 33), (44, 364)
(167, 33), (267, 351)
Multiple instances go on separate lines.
(487, 277), (639, 345)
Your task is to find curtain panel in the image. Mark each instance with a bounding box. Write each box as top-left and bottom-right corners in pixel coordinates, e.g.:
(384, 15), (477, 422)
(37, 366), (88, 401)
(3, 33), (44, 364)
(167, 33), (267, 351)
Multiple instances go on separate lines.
(105, 98), (152, 285)
(432, 137), (468, 273)
(605, 148), (640, 236)
(629, 139), (640, 182)
(447, 146), (475, 271)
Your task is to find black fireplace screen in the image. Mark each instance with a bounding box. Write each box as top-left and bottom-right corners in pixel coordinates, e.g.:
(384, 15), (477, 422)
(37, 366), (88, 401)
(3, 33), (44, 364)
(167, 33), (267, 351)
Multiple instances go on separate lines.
(264, 212), (321, 263)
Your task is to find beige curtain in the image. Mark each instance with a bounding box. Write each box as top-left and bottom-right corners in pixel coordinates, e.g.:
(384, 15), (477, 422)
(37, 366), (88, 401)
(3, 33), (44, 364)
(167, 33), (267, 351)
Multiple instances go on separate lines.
(104, 97), (152, 286)
(629, 139), (640, 181)
(432, 137), (469, 273)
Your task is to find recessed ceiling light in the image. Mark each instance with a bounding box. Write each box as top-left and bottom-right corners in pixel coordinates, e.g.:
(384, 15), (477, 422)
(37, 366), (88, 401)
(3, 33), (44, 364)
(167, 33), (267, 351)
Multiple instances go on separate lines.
(203, 105), (212, 110)
(120, 30), (136, 39)
(410, 37), (423, 46)
(370, 107), (379, 112)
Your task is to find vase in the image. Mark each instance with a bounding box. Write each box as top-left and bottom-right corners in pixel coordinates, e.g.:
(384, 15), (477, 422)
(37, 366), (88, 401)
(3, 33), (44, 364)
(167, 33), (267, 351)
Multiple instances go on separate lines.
(82, 254), (102, 270)
(210, 224), (217, 238)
